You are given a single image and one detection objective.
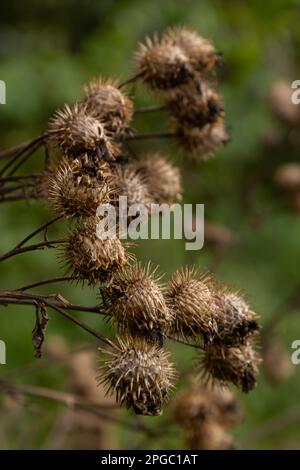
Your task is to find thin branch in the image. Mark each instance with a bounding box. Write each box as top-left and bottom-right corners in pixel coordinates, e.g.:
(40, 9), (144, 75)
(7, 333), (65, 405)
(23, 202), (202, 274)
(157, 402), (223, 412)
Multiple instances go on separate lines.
(0, 173), (40, 182)
(15, 276), (77, 292)
(118, 72), (143, 89)
(0, 379), (117, 410)
(0, 291), (113, 347)
(0, 191), (40, 204)
(0, 291), (104, 315)
(0, 134), (45, 176)
(0, 183), (36, 195)
(7, 140), (43, 177)
(134, 104), (168, 114)
(15, 215), (62, 249)
(0, 239), (65, 263)
(124, 131), (175, 141)
(165, 333), (204, 351)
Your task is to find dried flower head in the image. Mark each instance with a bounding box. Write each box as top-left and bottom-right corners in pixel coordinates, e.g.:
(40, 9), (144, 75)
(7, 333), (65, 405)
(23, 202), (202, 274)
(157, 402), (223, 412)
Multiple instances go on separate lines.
(168, 82), (224, 128)
(165, 267), (219, 341)
(212, 291), (260, 346)
(135, 35), (193, 91)
(42, 155), (113, 218)
(173, 118), (229, 161)
(164, 27), (221, 73)
(173, 387), (216, 428)
(113, 164), (153, 210)
(173, 384), (243, 430)
(135, 153), (182, 204)
(208, 385), (244, 427)
(64, 219), (129, 284)
(189, 420), (234, 450)
(200, 343), (261, 392)
(98, 335), (176, 415)
(82, 77), (134, 136)
(47, 103), (120, 160)
(101, 262), (173, 335)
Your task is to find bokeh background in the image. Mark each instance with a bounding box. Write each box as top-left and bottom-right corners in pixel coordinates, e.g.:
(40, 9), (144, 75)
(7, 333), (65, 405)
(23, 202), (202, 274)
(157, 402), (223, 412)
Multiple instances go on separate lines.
(1, 0), (300, 449)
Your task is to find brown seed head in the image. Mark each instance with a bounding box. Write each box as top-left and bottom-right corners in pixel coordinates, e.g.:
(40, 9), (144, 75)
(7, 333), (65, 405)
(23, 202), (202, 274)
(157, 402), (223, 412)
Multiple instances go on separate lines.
(173, 384), (243, 429)
(101, 262), (173, 335)
(200, 343), (261, 392)
(47, 103), (120, 160)
(188, 420), (234, 450)
(42, 155), (114, 218)
(165, 267), (219, 341)
(82, 77), (134, 136)
(173, 118), (229, 161)
(164, 27), (220, 73)
(135, 34), (193, 91)
(98, 335), (176, 415)
(212, 291), (260, 346)
(113, 164), (154, 210)
(64, 219), (129, 284)
(135, 153), (182, 204)
(168, 81), (224, 128)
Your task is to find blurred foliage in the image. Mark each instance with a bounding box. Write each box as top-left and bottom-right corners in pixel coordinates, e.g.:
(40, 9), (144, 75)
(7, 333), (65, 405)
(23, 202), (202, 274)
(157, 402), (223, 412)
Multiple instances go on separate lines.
(1, 0), (300, 450)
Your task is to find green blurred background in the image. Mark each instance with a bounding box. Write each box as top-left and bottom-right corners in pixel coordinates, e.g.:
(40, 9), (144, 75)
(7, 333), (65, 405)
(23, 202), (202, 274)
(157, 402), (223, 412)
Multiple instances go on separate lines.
(1, 0), (300, 449)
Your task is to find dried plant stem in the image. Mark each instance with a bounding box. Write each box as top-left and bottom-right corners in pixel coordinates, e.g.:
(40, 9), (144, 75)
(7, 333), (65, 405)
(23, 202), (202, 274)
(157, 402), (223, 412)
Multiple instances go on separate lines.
(0, 378), (117, 410)
(0, 183), (36, 195)
(118, 72), (143, 89)
(0, 173), (40, 183)
(0, 291), (103, 315)
(165, 333), (204, 351)
(134, 104), (168, 114)
(15, 276), (77, 292)
(124, 131), (175, 141)
(0, 291), (113, 347)
(0, 192), (40, 204)
(14, 215), (63, 249)
(0, 239), (65, 263)
(0, 134), (46, 160)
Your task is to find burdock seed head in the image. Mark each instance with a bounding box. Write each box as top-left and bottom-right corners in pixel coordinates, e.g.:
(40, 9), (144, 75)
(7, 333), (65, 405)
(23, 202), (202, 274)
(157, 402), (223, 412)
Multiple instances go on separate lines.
(47, 103), (120, 160)
(212, 291), (260, 346)
(164, 27), (221, 73)
(173, 386), (216, 428)
(173, 117), (230, 162)
(98, 335), (176, 415)
(189, 420), (234, 450)
(42, 155), (113, 218)
(165, 266), (219, 342)
(135, 34), (193, 91)
(200, 343), (261, 393)
(82, 77), (134, 136)
(173, 383), (243, 430)
(113, 164), (154, 210)
(135, 153), (182, 204)
(101, 262), (173, 336)
(167, 81), (224, 128)
(64, 219), (129, 284)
